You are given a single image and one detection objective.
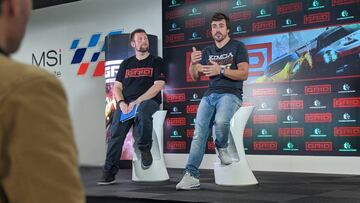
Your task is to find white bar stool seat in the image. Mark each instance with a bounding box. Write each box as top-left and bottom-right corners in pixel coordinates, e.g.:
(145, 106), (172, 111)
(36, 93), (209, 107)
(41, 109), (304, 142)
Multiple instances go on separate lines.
(214, 106), (258, 186)
(132, 110), (169, 182)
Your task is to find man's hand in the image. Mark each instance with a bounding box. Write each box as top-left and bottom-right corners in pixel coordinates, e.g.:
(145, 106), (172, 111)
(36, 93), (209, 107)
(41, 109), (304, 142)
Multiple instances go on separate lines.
(202, 60), (220, 77)
(189, 47), (204, 81)
(191, 47), (202, 64)
(195, 64), (204, 73)
(119, 101), (129, 114)
(127, 100), (139, 113)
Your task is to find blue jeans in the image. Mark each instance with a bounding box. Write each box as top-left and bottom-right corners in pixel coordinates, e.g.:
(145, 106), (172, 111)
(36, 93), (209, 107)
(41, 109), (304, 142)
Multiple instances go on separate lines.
(185, 93), (242, 178)
(103, 99), (159, 175)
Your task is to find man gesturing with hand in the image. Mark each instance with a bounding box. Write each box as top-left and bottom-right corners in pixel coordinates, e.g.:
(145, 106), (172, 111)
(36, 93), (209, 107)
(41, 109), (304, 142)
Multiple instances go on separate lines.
(176, 12), (249, 190)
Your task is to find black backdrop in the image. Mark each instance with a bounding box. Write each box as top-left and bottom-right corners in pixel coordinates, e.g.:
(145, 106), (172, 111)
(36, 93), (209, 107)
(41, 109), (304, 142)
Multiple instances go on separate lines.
(162, 0), (360, 156)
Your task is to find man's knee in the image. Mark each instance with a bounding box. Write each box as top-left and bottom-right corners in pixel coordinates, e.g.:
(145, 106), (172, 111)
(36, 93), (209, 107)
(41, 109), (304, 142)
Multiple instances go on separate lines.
(139, 100), (159, 110)
(135, 112), (153, 122)
(137, 101), (158, 119)
(214, 118), (230, 128)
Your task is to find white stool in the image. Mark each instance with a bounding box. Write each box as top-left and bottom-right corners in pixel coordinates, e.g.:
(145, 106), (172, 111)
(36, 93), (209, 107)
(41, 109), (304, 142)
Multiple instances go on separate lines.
(132, 110), (169, 182)
(214, 106), (258, 186)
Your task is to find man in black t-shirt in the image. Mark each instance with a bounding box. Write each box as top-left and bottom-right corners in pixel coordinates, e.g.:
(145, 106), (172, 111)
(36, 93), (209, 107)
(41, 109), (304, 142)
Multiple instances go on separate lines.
(176, 13), (249, 190)
(98, 29), (166, 185)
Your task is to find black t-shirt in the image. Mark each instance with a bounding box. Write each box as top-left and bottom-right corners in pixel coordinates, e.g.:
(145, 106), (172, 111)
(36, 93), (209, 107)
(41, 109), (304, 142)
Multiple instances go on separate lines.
(116, 54), (166, 104)
(200, 39), (249, 99)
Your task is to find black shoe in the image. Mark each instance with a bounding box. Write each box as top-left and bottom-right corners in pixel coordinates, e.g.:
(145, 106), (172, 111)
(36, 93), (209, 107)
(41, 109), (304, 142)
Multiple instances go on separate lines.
(97, 173), (116, 185)
(140, 149), (153, 170)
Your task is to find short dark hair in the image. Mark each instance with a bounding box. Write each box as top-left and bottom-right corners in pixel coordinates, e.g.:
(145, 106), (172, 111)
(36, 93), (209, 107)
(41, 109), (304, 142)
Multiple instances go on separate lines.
(130, 28), (147, 41)
(211, 12), (230, 30)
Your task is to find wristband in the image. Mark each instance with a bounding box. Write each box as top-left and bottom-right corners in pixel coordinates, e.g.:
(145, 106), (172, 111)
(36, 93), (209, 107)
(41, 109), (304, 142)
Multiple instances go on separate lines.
(220, 65), (226, 77)
(117, 100), (125, 106)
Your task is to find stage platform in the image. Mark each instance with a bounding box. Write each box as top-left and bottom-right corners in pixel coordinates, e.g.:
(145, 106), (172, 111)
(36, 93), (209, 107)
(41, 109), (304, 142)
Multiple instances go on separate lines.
(81, 167), (360, 203)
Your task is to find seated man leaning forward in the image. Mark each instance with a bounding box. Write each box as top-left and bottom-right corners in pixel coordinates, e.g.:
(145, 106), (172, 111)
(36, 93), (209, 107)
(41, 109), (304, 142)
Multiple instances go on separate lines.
(176, 12), (249, 190)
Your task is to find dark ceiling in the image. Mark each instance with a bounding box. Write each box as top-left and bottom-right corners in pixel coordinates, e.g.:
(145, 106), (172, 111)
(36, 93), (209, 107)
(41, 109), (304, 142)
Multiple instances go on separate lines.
(33, 0), (82, 10)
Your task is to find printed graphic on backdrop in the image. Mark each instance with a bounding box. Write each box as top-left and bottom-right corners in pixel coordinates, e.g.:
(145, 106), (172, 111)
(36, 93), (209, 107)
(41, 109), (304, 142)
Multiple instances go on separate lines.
(31, 30), (124, 78)
(162, 0), (360, 156)
(70, 33), (106, 77)
(70, 30), (124, 77)
(31, 48), (63, 77)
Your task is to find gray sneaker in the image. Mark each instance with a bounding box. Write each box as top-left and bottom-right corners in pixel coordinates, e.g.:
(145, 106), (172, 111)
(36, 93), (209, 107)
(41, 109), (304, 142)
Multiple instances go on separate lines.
(217, 148), (232, 165)
(176, 172), (200, 190)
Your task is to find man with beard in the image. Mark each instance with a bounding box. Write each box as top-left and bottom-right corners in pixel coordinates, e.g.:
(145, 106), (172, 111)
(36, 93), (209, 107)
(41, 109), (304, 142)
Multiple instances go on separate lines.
(98, 29), (166, 185)
(0, 0), (84, 202)
(176, 13), (249, 190)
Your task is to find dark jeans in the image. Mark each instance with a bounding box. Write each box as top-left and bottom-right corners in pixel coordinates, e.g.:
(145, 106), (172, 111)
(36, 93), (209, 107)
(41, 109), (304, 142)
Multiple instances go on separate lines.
(103, 99), (159, 175)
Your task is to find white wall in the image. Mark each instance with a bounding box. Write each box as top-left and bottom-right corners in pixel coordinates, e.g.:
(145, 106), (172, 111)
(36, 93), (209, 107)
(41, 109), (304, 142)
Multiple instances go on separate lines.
(13, 0), (163, 165)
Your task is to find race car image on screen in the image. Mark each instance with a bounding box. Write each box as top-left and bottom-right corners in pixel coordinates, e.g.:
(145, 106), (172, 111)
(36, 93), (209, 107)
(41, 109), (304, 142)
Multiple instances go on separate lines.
(255, 24), (359, 83)
(311, 24), (360, 75)
(255, 52), (299, 82)
(255, 51), (313, 82)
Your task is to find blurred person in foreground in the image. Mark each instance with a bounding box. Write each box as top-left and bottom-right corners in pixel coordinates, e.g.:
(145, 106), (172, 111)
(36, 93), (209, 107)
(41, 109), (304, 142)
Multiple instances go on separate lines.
(0, 0), (85, 202)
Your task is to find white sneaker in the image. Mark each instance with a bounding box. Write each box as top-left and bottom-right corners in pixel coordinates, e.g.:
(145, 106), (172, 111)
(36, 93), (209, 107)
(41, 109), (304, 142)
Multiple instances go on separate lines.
(176, 172), (200, 190)
(217, 148), (232, 165)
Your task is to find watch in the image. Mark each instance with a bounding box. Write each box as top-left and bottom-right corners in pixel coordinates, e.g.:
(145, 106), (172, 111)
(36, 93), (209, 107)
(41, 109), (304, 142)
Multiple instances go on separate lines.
(220, 65), (226, 77)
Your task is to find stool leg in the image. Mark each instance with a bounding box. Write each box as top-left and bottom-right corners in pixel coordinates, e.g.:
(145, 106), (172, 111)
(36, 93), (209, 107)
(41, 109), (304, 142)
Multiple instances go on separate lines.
(214, 106), (258, 186)
(132, 110), (169, 182)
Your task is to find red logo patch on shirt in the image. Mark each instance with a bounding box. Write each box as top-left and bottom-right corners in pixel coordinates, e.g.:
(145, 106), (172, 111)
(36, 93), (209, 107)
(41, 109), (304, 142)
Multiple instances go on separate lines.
(125, 67), (153, 78)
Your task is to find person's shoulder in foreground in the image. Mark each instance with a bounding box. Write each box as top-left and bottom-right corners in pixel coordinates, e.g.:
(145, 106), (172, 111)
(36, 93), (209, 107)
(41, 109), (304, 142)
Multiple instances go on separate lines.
(0, 55), (85, 203)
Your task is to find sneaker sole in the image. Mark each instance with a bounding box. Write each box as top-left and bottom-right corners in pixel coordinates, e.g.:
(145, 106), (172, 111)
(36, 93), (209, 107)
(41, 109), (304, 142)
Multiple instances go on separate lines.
(220, 161), (232, 165)
(141, 162), (153, 170)
(97, 180), (116, 185)
(176, 184), (200, 191)
(218, 155), (232, 165)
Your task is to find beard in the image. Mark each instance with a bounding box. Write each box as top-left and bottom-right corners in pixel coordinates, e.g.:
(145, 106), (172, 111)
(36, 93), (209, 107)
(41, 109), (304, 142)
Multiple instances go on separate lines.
(137, 44), (149, 53)
(213, 32), (225, 42)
